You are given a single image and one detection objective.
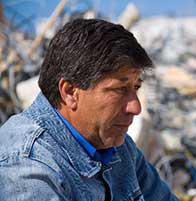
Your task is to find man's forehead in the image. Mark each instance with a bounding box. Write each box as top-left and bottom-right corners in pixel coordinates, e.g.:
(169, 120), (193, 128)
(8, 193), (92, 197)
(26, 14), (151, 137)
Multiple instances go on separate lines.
(105, 67), (142, 82)
(91, 66), (143, 88)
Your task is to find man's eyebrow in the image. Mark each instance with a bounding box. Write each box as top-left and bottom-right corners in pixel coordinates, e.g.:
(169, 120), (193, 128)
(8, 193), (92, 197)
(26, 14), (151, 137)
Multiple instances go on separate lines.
(118, 77), (129, 82)
(117, 77), (144, 83)
(138, 78), (143, 83)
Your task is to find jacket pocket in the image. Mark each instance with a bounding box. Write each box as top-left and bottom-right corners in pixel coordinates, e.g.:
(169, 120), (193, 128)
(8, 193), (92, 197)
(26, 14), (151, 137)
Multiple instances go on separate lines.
(127, 189), (145, 201)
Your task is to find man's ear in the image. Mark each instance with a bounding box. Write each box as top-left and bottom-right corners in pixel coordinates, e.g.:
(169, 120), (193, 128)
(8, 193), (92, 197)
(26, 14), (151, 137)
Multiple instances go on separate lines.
(58, 78), (79, 110)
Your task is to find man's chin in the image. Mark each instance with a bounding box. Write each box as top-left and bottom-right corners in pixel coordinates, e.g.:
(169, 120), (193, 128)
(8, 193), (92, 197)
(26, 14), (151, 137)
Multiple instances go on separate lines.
(115, 138), (126, 147)
(109, 136), (126, 148)
(101, 129), (127, 148)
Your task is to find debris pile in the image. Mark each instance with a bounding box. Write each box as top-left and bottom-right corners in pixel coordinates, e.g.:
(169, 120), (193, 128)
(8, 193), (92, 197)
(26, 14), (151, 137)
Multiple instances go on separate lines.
(129, 17), (196, 158)
(0, 17), (44, 123)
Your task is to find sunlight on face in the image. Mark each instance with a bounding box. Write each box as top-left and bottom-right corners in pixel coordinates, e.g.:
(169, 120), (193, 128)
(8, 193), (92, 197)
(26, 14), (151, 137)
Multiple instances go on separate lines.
(71, 66), (142, 149)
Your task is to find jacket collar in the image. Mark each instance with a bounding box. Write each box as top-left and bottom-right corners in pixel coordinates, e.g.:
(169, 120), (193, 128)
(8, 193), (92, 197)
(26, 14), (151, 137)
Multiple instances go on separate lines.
(24, 92), (121, 177)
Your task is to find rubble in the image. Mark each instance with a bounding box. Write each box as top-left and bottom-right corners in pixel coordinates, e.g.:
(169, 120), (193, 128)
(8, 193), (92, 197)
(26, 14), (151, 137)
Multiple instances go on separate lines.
(117, 3), (140, 30)
(16, 76), (39, 109)
(0, 0), (69, 125)
(129, 17), (196, 155)
(131, 17), (196, 66)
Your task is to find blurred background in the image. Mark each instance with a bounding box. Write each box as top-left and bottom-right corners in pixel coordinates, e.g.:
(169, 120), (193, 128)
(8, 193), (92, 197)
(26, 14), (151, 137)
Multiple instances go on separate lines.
(1, 0), (196, 199)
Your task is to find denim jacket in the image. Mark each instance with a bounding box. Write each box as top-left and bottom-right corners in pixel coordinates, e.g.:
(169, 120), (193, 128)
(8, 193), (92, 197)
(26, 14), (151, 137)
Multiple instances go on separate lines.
(0, 93), (179, 201)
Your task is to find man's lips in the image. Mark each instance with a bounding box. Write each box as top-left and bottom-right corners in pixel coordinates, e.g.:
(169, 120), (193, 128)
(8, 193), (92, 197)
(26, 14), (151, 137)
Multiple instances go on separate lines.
(115, 124), (129, 127)
(115, 119), (133, 126)
(110, 118), (133, 130)
(113, 122), (132, 128)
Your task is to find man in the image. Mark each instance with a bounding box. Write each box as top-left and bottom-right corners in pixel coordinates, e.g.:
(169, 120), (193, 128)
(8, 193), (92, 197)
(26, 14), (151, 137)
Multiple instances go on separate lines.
(0, 19), (179, 201)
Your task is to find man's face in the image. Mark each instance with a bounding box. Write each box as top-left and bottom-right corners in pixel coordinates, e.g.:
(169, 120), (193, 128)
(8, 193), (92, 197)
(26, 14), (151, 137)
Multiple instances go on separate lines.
(72, 67), (142, 149)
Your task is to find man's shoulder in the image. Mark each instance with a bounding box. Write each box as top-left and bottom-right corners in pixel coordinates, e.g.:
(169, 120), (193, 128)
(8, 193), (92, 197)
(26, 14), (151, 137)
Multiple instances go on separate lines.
(0, 112), (43, 156)
(0, 92), (61, 155)
(0, 112), (67, 174)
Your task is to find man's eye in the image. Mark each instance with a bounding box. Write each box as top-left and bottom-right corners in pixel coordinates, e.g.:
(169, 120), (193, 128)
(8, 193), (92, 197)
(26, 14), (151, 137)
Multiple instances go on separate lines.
(115, 87), (128, 94)
(134, 85), (141, 91)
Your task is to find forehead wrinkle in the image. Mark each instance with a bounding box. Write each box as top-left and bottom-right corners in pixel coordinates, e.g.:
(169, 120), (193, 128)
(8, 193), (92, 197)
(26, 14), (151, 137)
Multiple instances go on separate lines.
(94, 67), (142, 88)
(117, 75), (143, 84)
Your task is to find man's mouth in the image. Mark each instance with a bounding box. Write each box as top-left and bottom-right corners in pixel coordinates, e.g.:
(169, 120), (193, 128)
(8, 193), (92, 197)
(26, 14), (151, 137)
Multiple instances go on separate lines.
(115, 124), (130, 128)
(114, 119), (133, 127)
(113, 122), (132, 130)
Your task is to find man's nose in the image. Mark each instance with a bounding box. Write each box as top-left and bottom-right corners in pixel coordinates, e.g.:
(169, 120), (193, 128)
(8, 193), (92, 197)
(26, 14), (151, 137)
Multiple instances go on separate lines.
(125, 94), (141, 115)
